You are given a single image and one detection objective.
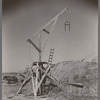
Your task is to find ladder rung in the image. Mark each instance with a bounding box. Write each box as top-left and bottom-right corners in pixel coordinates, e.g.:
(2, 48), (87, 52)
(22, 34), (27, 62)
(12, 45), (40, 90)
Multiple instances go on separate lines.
(49, 55), (53, 58)
(48, 61), (52, 62)
(48, 58), (52, 60)
(48, 61), (52, 63)
(50, 50), (54, 52)
(50, 53), (53, 55)
(50, 54), (53, 56)
(50, 51), (54, 52)
(49, 55), (53, 57)
(48, 59), (52, 61)
(48, 62), (52, 64)
(50, 52), (53, 53)
(49, 57), (53, 59)
(50, 54), (53, 55)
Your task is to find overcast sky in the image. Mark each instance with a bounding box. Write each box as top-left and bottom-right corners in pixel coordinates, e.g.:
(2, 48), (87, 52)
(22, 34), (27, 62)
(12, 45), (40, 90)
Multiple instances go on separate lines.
(2, 0), (98, 72)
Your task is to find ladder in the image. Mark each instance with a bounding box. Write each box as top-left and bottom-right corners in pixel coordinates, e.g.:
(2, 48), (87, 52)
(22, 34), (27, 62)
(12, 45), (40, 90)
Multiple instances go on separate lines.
(48, 49), (54, 65)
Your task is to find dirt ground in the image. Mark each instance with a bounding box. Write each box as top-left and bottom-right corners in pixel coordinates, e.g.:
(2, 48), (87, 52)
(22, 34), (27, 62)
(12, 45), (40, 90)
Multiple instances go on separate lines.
(2, 83), (98, 100)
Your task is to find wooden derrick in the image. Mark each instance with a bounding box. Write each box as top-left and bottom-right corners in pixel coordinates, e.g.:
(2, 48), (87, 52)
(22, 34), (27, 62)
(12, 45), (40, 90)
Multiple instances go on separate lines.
(16, 8), (69, 99)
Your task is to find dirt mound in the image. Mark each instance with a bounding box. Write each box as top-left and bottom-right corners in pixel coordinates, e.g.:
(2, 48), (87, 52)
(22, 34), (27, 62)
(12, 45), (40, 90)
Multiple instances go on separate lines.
(50, 61), (98, 96)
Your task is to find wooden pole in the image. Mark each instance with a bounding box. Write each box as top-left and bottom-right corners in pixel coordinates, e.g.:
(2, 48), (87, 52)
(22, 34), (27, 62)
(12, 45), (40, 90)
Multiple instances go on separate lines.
(31, 76), (36, 99)
(36, 66), (39, 97)
(38, 33), (42, 95)
(39, 33), (41, 62)
(16, 71), (30, 95)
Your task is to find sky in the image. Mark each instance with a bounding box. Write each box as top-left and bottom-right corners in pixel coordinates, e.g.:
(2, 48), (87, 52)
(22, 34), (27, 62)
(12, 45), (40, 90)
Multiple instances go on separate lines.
(2, 0), (98, 72)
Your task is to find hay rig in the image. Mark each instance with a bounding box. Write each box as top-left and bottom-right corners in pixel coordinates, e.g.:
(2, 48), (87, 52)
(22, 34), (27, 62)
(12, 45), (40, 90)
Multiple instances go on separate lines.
(15, 8), (82, 99)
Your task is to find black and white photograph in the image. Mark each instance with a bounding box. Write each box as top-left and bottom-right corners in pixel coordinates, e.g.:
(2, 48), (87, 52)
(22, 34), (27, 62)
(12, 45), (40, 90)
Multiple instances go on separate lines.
(2, 0), (98, 100)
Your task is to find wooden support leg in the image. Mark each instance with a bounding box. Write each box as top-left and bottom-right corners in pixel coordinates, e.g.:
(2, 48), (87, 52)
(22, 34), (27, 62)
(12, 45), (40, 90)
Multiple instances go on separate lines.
(31, 65), (39, 99)
(31, 76), (36, 99)
(35, 67), (38, 97)
(38, 68), (42, 95)
(16, 71), (30, 95)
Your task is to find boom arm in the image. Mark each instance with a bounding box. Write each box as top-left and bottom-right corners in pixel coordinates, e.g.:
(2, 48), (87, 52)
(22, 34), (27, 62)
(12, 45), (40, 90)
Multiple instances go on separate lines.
(27, 8), (68, 53)
(32, 8), (68, 37)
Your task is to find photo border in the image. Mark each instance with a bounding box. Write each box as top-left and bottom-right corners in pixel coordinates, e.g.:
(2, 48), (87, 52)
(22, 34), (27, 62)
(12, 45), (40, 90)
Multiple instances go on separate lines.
(0, 0), (99, 100)
(0, 0), (2, 100)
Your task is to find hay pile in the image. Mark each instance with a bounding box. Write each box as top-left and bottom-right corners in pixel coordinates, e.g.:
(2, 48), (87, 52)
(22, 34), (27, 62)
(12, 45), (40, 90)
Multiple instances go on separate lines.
(50, 59), (98, 96)
(91, 56), (98, 64)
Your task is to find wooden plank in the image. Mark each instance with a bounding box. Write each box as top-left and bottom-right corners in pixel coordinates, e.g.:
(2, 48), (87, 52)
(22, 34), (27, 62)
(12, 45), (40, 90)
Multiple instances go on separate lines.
(69, 83), (83, 88)
(16, 71), (30, 95)
(38, 33), (42, 95)
(27, 38), (41, 53)
(19, 73), (25, 78)
(43, 29), (50, 34)
(38, 67), (42, 95)
(35, 67), (38, 96)
(30, 63), (37, 99)
(31, 76), (36, 99)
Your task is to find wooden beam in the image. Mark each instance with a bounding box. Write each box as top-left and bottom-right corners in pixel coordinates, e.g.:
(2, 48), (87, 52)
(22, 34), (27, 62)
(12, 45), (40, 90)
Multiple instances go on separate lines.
(19, 73), (25, 78)
(31, 76), (36, 99)
(43, 29), (50, 34)
(27, 38), (41, 53)
(69, 83), (83, 88)
(36, 67), (38, 96)
(16, 71), (30, 95)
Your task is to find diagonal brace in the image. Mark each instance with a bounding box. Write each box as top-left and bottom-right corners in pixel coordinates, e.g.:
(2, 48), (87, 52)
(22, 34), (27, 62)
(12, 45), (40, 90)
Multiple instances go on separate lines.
(27, 38), (41, 53)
